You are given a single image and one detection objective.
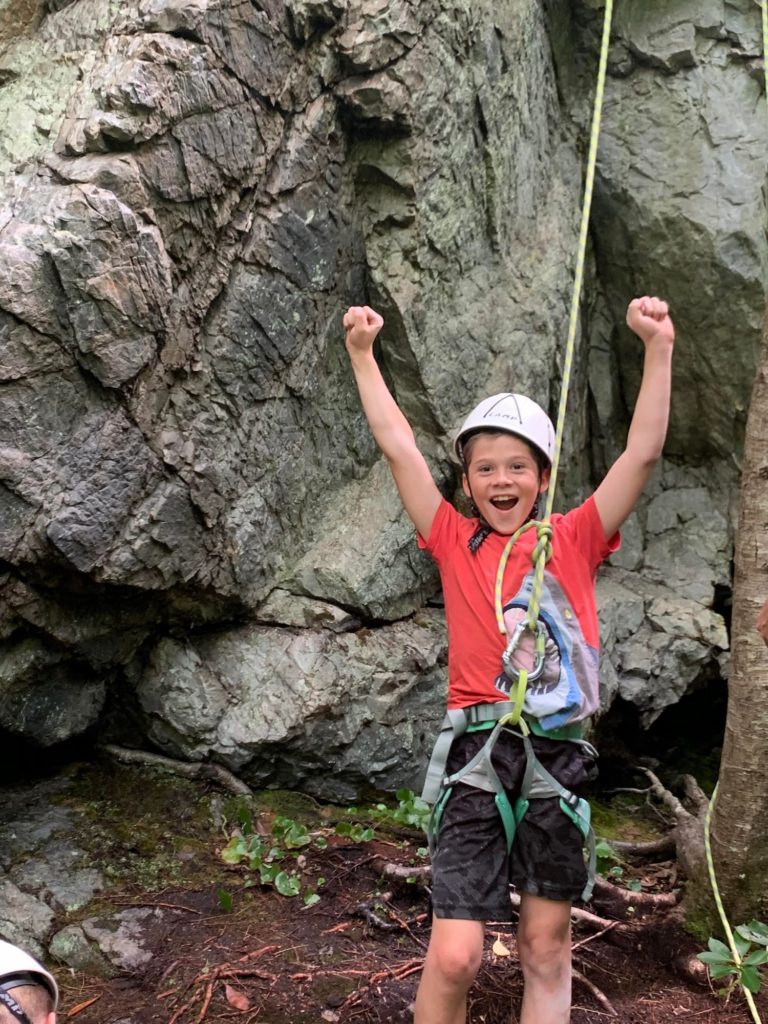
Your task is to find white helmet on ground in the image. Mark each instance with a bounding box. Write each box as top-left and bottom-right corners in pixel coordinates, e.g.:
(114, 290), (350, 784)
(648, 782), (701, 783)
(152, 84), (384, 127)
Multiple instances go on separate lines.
(0, 940), (59, 1010)
(454, 393), (555, 466)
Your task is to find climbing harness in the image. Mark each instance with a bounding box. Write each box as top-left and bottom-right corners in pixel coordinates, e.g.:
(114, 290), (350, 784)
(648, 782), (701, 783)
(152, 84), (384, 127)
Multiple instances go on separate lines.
(422, 703), (598, 900)
(422, 0), (616, 902)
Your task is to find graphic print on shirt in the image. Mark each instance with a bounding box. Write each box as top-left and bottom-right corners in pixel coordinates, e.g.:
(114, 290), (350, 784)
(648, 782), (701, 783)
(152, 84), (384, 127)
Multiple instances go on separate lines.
(494, 570), (599, 729)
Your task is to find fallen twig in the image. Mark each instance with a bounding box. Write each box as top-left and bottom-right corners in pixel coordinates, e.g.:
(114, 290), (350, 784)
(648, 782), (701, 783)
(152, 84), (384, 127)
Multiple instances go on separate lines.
(167, 947), (282, 1024)
(572, 921), (619, 950)
(66, 995), (101, 1018)
(572, 967), (618, 1016)
(337, 958), (426, 1011)
(195, 977), (216, 1024)
(321, 921), (353, 935)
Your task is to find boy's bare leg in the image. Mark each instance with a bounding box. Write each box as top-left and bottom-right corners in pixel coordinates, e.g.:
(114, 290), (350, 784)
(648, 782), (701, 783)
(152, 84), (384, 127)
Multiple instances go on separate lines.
(517, 893), (572, 1024)
(414, 917), (484, 1024)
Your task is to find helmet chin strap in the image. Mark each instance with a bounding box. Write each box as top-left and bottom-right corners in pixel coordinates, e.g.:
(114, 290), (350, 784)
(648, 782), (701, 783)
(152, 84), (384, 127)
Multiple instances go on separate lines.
(465, 478), (492, 552)
(0, 990), (32, 1024)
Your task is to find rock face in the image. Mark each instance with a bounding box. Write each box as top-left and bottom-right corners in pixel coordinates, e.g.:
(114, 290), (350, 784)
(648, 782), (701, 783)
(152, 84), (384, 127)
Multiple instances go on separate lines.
(137, 608), (446, 800)
(0, 0), (764, 791)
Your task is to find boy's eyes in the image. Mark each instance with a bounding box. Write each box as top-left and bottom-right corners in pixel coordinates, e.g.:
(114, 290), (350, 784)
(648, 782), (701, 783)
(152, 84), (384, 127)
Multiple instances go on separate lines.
(476, 462), (529, 473)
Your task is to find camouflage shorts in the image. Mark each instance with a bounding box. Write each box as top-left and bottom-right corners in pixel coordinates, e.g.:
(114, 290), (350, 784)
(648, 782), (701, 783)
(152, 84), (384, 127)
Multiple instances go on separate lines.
(430, 729), (598, 920)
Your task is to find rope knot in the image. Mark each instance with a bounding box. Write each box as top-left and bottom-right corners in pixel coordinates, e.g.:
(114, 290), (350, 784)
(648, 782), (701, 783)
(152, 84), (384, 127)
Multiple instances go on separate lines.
(532, 522), (553, 565)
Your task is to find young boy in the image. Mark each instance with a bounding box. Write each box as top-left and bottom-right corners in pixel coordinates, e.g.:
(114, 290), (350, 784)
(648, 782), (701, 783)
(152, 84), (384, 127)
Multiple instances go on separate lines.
(343, 297), (674, 1024)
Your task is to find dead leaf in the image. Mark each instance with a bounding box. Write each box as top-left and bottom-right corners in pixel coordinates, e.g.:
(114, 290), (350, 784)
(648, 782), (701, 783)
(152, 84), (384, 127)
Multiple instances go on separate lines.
(224, 984), (250, 1011)
(321, 1012), (340, 1023)
(492, 937), (511, 957)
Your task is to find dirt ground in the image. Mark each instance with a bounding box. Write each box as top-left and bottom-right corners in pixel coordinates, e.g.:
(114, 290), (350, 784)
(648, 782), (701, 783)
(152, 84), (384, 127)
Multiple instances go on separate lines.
(51, 760), (765, 1024)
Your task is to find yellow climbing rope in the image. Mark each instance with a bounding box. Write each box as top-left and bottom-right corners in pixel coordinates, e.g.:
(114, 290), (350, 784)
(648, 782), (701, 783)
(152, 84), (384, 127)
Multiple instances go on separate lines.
(494, 0), (615, 723)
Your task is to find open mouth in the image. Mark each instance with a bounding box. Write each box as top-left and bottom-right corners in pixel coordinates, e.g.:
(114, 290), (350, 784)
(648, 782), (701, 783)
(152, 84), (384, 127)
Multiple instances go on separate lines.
(490, 496), (518, 511)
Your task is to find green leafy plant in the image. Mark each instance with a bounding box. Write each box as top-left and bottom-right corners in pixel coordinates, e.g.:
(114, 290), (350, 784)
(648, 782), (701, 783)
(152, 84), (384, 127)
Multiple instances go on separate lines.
(595, 837), (618, 874)
(334, 821), (374, 843)
(303, 877), (326, 908)
(594, 838), (642, 892)
(367, 789), (431, 833)
(217, 887), (234, 913)
(221, 814), (327, 902)
(220, 791), (431, 904)
(697, 921), (768, 995)
(272, 816), (313, 849)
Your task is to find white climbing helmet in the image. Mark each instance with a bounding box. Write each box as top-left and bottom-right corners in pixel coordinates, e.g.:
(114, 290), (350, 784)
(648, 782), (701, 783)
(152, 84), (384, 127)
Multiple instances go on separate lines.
(0, 940), (59, 1010)
(454, 393), (555, 466)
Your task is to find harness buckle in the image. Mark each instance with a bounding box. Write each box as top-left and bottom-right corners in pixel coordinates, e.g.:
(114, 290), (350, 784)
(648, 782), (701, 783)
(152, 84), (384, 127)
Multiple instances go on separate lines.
(501, 618), (547, 684)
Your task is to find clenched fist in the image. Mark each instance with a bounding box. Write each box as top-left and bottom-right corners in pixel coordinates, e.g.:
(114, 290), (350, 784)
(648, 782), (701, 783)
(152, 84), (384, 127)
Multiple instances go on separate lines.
(343, 305), (384, 356)
(626, 296), (675, 347)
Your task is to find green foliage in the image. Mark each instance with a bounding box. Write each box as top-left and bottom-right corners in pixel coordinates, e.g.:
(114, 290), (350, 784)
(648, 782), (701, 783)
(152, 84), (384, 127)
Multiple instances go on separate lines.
(339, 789), (430, 835)
(595, 838), (618, 874)
(334, 821), (374, 843)
(303, 878), (326, 909)
(220, 789), (432, 905)
(595, 838), (642, 892)
(217, 887), (234, 913)
(697, 921), (768, 995)
(221, 813), (328, 903)
(272, 816), (313, 849)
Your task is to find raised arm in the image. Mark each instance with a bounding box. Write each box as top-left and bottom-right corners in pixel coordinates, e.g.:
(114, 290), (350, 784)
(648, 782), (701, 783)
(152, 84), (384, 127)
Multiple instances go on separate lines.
(593, 296), (675, 539)
(343, 306), (441, 539)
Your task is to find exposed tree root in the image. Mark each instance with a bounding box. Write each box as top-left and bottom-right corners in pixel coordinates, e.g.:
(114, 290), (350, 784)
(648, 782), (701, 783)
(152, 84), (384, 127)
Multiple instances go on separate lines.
(608, 836), (676, 860)
(374, 859), (431, 883)
(637, 768), (709, 900)
(639, 767), (691, 822)
(100, 744), (252, 796)
(673, 951), (711, 988)
(591, 876), (680, 919)
(354, 894), (402, 931)
(355, 893), (428, 936)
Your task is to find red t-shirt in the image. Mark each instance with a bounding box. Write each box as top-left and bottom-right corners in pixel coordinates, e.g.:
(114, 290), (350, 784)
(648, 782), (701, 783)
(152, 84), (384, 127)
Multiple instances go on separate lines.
(418, 497), (619, 725)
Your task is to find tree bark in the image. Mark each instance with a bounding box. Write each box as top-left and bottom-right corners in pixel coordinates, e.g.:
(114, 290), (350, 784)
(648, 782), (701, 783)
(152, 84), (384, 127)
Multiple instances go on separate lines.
(709, 312), (768, 924)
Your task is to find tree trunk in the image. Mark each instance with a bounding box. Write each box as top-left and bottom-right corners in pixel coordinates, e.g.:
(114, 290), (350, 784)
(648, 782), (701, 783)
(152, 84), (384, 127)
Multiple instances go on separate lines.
(708, 312), (768, 925)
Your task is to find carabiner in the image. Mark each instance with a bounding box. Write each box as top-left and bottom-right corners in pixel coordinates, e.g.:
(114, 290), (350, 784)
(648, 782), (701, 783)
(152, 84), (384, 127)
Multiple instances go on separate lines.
(502, 618), (547, 684)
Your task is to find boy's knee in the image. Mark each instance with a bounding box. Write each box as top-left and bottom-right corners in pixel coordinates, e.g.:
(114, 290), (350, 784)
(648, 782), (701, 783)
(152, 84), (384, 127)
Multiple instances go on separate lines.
(429, 936), (483, 989)
(517, 920), (571, 983)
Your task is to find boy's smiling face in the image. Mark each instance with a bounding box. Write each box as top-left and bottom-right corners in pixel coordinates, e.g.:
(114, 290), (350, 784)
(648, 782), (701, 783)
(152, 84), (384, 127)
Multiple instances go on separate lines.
(462, 432), (550, 534)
